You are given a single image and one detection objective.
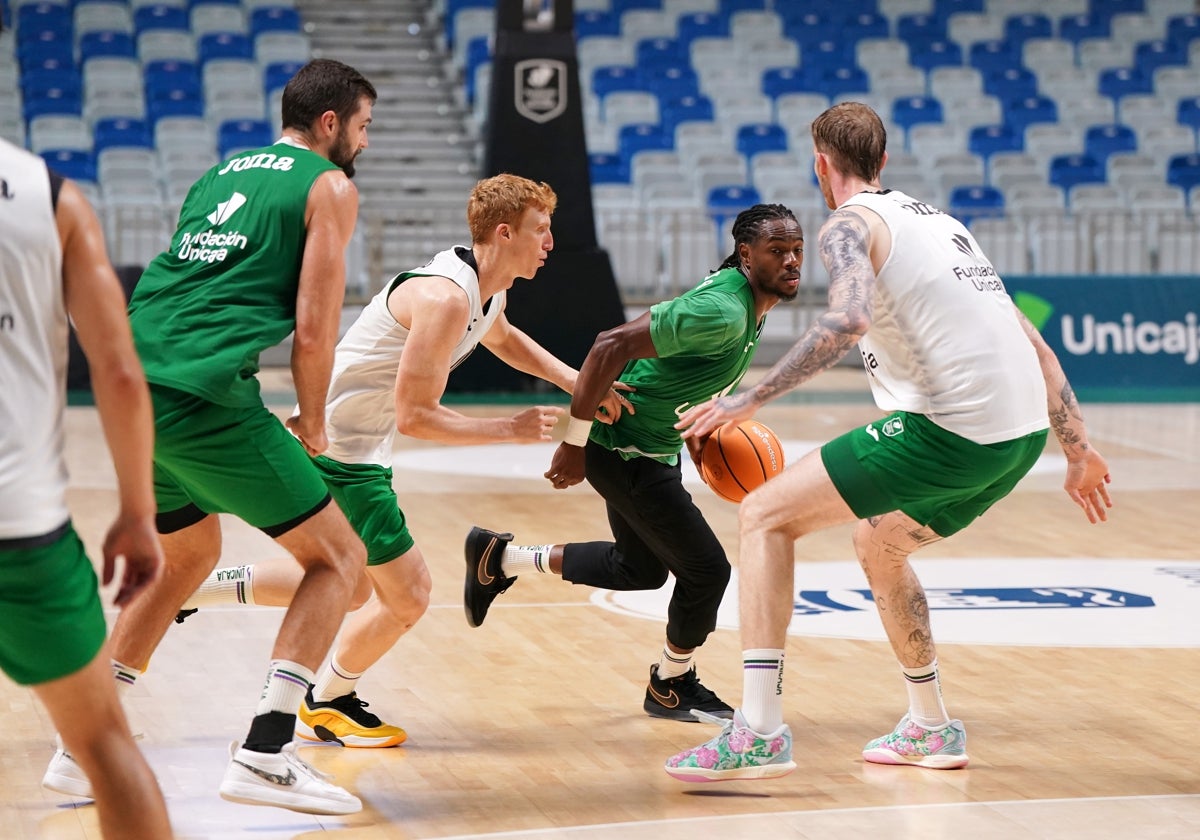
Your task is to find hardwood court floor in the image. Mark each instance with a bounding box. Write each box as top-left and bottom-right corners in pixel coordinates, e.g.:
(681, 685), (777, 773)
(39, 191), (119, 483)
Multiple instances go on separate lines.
(3, 369), (1198, 839)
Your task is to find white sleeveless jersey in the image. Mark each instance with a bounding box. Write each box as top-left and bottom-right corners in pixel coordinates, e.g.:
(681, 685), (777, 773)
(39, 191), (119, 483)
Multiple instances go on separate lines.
(840, 190), (1048, 444)
(0, 140), (70, 539)
(323, 247), (506, 466)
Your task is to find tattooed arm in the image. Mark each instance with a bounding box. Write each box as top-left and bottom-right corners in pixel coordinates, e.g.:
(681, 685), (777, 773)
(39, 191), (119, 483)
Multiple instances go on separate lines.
(1014, 305), (1113, 523)
(676, 209), (876, 439)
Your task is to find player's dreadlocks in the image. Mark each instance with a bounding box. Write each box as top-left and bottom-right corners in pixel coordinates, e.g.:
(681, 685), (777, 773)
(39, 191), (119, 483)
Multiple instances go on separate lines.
(717, 203), (800, 270)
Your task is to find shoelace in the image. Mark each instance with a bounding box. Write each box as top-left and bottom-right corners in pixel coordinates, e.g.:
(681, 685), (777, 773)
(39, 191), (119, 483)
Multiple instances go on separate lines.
(690, 709), (735, 727)
(673, 670), (721, 705)
(326, 693), (382, 725)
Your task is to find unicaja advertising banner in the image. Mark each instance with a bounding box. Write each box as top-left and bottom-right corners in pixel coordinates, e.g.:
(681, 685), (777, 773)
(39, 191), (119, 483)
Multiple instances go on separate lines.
(1006, 276), (1200, 400)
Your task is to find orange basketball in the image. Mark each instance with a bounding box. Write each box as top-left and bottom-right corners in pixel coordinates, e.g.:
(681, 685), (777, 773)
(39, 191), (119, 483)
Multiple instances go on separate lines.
(699, 419), (785, 503)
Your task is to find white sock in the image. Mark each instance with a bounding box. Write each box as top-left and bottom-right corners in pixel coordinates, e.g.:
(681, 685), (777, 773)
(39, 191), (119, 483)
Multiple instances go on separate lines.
(902, 660), (950, 728)
(182, 564), (255, 609)
(500, 544), (554, 577)
(656, 646), (693, 680)
(255, 659), (314, 716)
(311, 654), (362, 703)
(111, 659), (139, 699)
(741, 649), (785, 734)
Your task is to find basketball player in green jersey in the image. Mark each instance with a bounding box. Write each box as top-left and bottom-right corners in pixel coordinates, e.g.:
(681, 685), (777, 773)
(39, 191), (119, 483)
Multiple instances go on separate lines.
(466, 205), (803, 722)
(43, 59), (376, 815)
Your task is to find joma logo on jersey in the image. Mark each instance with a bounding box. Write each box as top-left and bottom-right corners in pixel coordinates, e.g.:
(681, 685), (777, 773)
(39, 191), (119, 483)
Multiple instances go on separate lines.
(216, 152), (295, 176)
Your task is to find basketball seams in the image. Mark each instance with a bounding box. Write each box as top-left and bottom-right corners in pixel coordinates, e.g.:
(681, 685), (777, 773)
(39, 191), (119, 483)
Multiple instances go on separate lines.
(700, 419), (784, 503)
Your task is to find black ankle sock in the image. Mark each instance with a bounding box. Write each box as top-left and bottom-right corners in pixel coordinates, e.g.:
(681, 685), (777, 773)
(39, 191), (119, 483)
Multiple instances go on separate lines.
(242, 711), (296, 753)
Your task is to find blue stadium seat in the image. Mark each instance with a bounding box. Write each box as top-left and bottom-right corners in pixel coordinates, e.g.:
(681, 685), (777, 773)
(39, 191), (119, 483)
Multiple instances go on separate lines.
(818, 66), (870, 100)
(198, 32), (254, 64)
(908, 40), (962, 73)
(21, 69), (82, 101)
(736, 123), (788, 164)
(1095, 0), (1146, 19)
(1004, 13), (1052, 45)
(1134, 40), (1188, 76)
(249, 7), (303, 35)
(93, 117), (153, 152)
(576, 10), (620, 39)
(41, 149), (97, 183)
(1098, 68), (1153, 103)
(218, 119), (273, 158)
(934, 0), (985, 21)
(804, 39), (859, 71)
(145, 59), (201, 88)
(720, 0), (767, 13)
(1166, 153), (1200, 192)
(948, 185), (1004, 226)
(1048, 153), (1105, 192)
(263, 60), (304, 96)
(983, 67), (1038, 103)
(147, 91), (205, 122)
(617, 123), (674, 160)
(842, 12), (890, 43)
(1058, 14), (1110, 46)
(660, 95), (714, 132)
(1084, 123), (1137, 164)
(592, 66), (646, 100)
(79, 30), (138, 61)
(17, 3), (71, 33)
(589, 152), (629, 185)
(1003, 96), (1057, 133)
(968, 124), (1023, 162)
(646, 66), (699, 101)
(17, 36), (76, 71)
(463, 36), (490, 103)
(613, 0), (662, 13)
(133, 5), (189, 34)
(969, 40), (1022, 75)
(21, 55), (75, 76)
(636, 37), (688, 69)
(707, 184), (761, 231)
(676, 13), (729, 45)
(782, 12), (838, 47)
(896, 14), (946, 48)
(23, 89), (83, 121)
(892, 96), (944, 133)
(1166, 14), (1200, 50)
(762, 68), (812, 102)
(1179, 97), (1200, 138)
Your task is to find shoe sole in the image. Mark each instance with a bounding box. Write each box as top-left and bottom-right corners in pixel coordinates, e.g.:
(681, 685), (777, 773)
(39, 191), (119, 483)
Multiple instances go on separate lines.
(295, 720), (406, 749)
(42, 772), (94, 799)
(219, 783), (361, 815)
(663, 760), (797, 783)
(643, 700), (735, 722)
(861, 748), (970, 769)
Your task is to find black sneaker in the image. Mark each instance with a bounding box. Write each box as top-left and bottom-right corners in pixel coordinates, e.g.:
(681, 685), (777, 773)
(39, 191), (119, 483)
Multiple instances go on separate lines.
(464, 526), (517, 627)
(644, 664), (734, 722)
(174, 608), (198, 624)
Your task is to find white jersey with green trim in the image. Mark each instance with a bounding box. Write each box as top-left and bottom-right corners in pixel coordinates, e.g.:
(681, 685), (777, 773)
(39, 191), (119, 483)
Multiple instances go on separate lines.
(321, 247), (505, 466)
(0, 140), (70, 539)
(840, 190), (1048, 445)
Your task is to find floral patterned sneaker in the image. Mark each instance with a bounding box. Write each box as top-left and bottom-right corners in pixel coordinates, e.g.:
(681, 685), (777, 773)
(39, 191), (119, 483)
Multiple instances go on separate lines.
(862, 714), (969, 769)
(664, 709), (796, 782)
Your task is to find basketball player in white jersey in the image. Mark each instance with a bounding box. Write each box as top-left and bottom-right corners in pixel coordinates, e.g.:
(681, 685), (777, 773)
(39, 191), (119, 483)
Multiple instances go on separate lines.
(663, 102), (1113, 782)
(0, 137), (174, 837)
(173, 174), (629, 747)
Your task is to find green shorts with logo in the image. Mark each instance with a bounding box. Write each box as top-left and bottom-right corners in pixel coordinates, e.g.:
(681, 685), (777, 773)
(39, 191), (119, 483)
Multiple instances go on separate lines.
(150, 384), (331, 536)
(821, 411), (1048, 537)
(0, 523), (106, 686)
(314, 455), (414, 566)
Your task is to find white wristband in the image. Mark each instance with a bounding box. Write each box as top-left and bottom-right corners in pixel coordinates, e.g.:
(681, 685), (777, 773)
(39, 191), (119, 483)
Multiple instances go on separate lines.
(563, 416), (592, 447)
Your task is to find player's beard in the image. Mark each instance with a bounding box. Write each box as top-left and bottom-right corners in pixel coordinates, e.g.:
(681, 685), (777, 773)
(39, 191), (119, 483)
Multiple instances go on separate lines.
(330, 130), (359, 178)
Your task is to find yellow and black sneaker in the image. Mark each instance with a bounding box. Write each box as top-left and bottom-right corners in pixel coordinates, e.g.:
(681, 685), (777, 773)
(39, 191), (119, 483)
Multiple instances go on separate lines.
(296, 689), (406, 748)
(644, 664), (734, 722)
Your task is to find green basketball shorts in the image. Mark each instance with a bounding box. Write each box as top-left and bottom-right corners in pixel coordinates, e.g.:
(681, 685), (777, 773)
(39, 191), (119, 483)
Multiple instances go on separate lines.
(315, 456), (415, 566)
(0, 523), (106, 685)
(821, 411), (1049, 537)
(149, 384), (331, 536)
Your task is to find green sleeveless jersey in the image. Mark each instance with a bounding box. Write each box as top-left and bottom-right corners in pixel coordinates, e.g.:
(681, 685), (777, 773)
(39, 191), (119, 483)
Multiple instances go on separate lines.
(128, 143), (340, 406)
(590, 268), (764, 463)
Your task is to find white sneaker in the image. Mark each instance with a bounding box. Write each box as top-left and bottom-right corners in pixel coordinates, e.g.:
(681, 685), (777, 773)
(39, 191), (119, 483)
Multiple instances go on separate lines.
(42, 736), (94, 799)
(218, 741), (361, 815)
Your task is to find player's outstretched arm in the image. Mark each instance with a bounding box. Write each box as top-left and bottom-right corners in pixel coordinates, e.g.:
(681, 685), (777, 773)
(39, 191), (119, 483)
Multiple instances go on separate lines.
(58, 179), (162, 606)
(1014, 304), (1112, 523)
